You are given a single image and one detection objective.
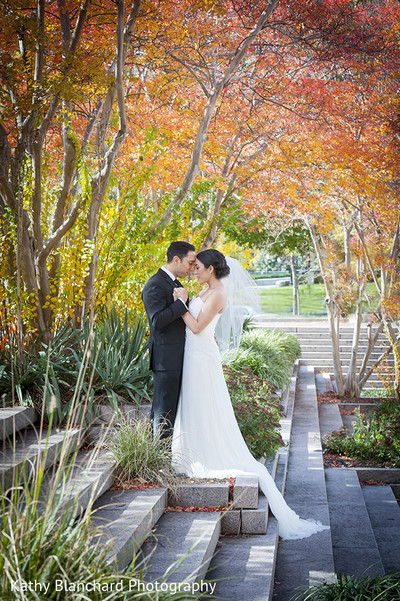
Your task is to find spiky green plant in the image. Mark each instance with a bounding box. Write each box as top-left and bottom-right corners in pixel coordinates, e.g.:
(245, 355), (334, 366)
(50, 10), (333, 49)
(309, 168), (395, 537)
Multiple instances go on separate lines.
(296, 572), (400, 601)
(88, 308), (152, 410)
(0, 307), (152, 422)
(105, 418), (176, 487)
(0, 358), (200, 601)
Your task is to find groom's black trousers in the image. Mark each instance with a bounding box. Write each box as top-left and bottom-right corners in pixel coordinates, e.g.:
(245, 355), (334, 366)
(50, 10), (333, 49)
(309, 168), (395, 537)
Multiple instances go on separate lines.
(151, 369), (182, 440)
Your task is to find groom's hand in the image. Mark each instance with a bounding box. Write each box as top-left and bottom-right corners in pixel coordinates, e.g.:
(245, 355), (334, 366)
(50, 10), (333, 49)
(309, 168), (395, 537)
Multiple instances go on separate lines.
(173, 287), (189, 303)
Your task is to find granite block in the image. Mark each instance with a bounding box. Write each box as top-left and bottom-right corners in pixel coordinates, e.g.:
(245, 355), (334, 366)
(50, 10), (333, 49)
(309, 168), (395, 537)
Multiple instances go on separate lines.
(168, 483), (229, 508)
(233, 474), (259, 509)
(241, 495), (268, 535)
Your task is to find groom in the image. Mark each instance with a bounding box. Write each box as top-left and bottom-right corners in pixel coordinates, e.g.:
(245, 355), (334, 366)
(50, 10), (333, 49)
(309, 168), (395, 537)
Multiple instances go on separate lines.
(142, 241), (196, 439)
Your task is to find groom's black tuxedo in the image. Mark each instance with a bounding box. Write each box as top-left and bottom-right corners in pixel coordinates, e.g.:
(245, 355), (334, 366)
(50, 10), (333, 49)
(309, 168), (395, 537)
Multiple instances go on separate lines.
(142, 268), (188, 438)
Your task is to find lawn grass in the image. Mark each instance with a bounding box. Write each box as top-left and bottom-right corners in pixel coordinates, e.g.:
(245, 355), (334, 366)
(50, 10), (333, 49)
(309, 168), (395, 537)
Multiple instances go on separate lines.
(260, 284), (327, 315)
(260, 283), (379, 316)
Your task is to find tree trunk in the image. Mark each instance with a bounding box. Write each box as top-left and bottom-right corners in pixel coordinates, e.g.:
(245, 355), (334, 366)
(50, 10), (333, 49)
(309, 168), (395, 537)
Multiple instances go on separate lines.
(384, 321), (400, 401)
(344, 302), (362, 398)
(344, 254), (365, 398)
(305, 219), (344, 394)
(80, 0), (141, 319)
(290, 253), (299, 316)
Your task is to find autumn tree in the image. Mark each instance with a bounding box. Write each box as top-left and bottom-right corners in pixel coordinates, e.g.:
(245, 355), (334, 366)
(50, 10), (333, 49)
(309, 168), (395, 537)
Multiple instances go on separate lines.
(0, 0), (148, 338)
(237, 0), (400, 396)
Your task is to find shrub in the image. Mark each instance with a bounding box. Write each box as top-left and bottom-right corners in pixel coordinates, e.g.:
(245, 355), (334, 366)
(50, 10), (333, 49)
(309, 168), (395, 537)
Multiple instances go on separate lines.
(87, 308), (152, 410)
(105, 418), (175, 486)
(0, 307), (152, 422)
(229, 329), (301, 389)
(224, 366), (284, 459)
(0, 324), (82, 408)
(322, 401), (400, 465)
(296, 572), (400, 601)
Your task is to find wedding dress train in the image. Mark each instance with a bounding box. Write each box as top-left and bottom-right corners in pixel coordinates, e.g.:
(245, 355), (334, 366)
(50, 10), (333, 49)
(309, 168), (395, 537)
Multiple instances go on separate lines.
(172, 297), (329, 540)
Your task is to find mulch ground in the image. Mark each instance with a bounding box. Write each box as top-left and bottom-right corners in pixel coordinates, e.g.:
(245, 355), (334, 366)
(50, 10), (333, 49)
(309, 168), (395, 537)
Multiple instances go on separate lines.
(318, 391), (399, 470)
(112, 476), (233, 490)
(317, 391), (381, 404)
(323, 451), (398, 470)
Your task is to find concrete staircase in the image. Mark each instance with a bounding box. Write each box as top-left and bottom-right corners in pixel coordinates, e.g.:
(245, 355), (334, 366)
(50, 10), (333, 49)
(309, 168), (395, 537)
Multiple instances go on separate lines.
(0, 370), (299, 600)
(2, 361), (400, 601)
(316, 375), (400, 585)
(257, 319), (393, 391)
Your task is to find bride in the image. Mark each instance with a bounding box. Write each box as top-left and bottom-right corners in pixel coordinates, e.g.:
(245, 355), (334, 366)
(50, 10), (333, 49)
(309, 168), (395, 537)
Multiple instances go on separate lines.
(171, 249), (329, 540)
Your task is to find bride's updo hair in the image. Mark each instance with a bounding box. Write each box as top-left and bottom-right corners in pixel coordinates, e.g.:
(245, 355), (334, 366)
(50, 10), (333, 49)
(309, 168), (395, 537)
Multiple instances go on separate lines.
(196, 249), (230, 279)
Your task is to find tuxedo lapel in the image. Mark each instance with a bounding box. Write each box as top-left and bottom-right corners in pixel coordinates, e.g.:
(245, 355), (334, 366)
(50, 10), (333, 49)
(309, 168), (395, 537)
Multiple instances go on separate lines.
(157, 268), (182, 289)
(156, 268), (188, 306)
(157, 268), (176, 289)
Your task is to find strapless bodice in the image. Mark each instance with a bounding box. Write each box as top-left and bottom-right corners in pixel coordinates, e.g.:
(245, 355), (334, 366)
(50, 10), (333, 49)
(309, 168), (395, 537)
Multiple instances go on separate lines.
(186, 296), (220, 346)
(188, 296), (205, 319)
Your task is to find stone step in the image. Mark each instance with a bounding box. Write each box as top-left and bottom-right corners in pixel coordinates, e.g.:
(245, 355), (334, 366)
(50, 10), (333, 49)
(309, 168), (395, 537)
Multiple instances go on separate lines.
(295, 334), (387, 342)
(314, 370), (336, 395)
(0, 427), (82, 491)
(139, 511), (221, 583)
(324, 468), (384, 577)
(300, 356), (391, 367)
(300, 357), (387, 375)
(300, 348), (392, 358)
(221, 491), (270, 537)
(341, 413), (357, 434)
(91, 487), (167, 569)
(273, 365), (335, 601)
(355, 467), (400, 485)
(299, 346), (392, 356)
(0, 406), (38, 441)
(40, 450), (116, 517)
(316, 371), (384, 395)
(361, 484), (400, 574)
(304, 361), (383, 379)
(207, 516), (279, 601)
(206, 449), (287, 600)
(283, 338), (384, 348)
(338, 402), (379, 412)
(318, 403), (343, 438)
(258, 325), (385, 337)
(169, 482), (229, 508)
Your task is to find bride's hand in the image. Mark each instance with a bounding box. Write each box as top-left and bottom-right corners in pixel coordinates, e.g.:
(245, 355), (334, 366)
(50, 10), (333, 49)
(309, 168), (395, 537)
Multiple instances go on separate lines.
(174, 287), (189, 302)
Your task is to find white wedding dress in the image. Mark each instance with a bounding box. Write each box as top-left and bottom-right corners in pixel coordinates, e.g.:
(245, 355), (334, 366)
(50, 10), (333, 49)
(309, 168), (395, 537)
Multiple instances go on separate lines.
(172, 296), (329, 540)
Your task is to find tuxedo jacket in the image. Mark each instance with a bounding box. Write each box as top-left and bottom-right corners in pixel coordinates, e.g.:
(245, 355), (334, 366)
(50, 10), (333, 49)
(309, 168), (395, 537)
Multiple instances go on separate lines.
(142, 268), (188, 372)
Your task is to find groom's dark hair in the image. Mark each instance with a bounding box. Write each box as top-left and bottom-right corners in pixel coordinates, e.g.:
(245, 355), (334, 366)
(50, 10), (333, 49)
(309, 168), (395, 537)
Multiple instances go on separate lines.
(166, 241), (195, 262)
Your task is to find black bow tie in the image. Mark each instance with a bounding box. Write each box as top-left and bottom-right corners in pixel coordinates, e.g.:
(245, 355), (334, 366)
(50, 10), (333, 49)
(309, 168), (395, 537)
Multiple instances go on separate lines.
(174, 279), (180, 287)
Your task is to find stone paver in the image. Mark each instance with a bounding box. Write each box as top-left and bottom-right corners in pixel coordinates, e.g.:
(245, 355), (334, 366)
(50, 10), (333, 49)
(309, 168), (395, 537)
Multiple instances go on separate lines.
(325, 468), (384, 578)
(91, 488), (167, 569)
(361, 484), (400, 574)
(140, 512), (221, 583)
(273, 365), (335, 601)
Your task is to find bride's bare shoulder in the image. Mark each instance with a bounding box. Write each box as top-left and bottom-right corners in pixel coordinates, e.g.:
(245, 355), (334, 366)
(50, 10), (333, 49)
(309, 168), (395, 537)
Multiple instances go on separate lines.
(202, 287), (227, 309)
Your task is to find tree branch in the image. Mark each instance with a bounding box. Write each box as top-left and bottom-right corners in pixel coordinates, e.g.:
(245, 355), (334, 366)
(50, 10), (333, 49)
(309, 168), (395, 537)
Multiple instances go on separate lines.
(39, 198), (82, 265)
(149, 0), (280, 237)
(353, 221), (381, 295)
(166, 51), (211, 97)
(34, 0), (45, 86)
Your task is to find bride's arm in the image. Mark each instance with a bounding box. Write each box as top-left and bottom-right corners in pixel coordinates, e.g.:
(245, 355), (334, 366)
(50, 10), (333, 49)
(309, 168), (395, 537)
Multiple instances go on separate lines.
(180, 291), (226, 334)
